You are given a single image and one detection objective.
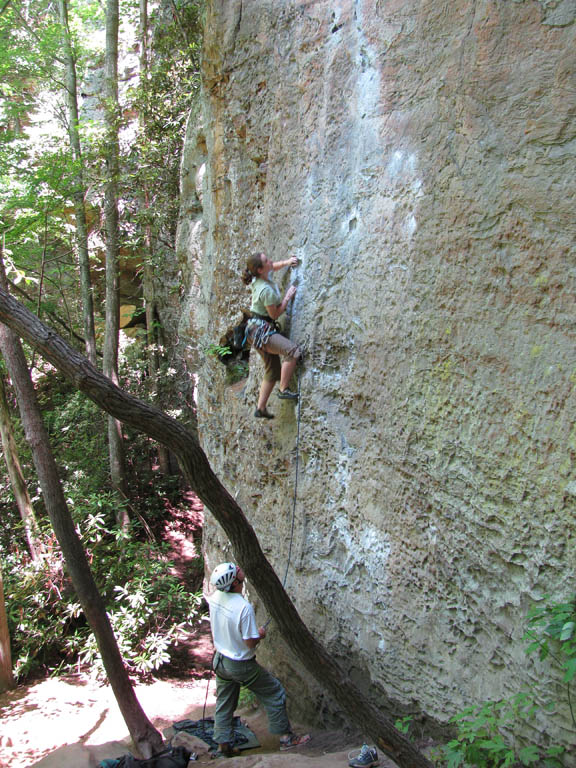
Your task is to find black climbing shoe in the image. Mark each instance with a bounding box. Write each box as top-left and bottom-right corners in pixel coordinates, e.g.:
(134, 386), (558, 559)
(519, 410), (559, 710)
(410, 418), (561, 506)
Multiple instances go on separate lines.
(255, 408), (274, 419)
(277, 388), (298, 400)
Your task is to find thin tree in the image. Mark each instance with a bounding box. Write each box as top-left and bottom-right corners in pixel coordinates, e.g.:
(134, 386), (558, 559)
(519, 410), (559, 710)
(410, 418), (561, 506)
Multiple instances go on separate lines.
(0, 283), (163, 756)
(56, 0), (97, 366)
(137, 0), (173, 475)
(0, 286), (433, 768)
(0, 372), (42, 559)
(103, 0), (128, 516)
(0, 561), (14, 693)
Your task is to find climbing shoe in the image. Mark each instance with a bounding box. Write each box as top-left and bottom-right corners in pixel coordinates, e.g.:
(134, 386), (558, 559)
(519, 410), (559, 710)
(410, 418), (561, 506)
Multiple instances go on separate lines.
(279, 732), (311, 751)
(277, 388), (298, 400)
(254, 408), (274, 419)
(348, 744), (379, 767)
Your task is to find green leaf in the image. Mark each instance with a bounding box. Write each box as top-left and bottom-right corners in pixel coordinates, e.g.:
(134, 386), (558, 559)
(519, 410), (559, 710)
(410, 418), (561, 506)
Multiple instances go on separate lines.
(524, 640), (542, 656)
(519, 745), (540, 765)
(560, 620), (575, 641)
(478, 737), (506, 752)
(562, 656), (576, 682)
(444, 746), (464, 768)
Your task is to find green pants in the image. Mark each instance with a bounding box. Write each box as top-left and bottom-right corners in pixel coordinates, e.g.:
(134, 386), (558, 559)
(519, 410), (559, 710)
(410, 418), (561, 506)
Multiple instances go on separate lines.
(213, 652), (291, 744)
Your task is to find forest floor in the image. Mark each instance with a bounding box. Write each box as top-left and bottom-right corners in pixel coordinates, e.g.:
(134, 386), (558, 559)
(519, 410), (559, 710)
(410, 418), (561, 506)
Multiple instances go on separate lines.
(0, 621), (379, 768)
(0, 491), (421, 768)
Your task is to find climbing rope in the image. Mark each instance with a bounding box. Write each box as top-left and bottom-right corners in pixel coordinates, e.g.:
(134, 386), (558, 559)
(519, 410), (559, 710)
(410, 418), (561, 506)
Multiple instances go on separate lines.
(263, 363), (303, 628)
(201, 659), (213, 735)
(202, 361), (303, 721)
(281, 363), (302, 588)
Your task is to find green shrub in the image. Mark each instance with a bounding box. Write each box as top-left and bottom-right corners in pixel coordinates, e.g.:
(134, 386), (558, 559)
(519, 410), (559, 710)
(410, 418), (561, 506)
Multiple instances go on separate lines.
(438, 692), (564, 767)
(524, 596), (576, 691)
(4, 549), (66, 678)
(3, 494), (203, 681)
(434, 596), (576, 767)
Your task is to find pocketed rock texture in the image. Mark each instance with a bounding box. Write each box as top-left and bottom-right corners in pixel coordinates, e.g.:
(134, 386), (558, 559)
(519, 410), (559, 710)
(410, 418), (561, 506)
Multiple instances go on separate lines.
(177, 0), (576, 748)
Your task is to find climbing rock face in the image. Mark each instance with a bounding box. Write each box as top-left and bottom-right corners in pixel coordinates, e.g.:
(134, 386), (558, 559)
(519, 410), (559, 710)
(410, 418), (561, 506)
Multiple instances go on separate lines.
(178, 0), (576, 745)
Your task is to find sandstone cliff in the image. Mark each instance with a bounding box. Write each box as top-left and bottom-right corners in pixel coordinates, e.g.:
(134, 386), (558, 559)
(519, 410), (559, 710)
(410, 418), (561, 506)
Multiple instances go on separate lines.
(177, 0), (576, 748)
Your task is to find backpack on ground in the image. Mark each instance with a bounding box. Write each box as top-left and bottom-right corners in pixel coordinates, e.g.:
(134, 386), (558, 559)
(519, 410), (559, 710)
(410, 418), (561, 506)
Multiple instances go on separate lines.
(100, 745), (191, 768)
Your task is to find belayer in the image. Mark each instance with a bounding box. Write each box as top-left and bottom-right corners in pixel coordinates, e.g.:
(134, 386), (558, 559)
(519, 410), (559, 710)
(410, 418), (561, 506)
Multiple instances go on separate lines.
(241, 252), (302, 419)
(207, 562), (311, 757)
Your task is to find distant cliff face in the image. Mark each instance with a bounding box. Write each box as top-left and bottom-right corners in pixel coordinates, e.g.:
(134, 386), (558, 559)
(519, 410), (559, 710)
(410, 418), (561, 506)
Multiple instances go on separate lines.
(177, 0), (576, 743)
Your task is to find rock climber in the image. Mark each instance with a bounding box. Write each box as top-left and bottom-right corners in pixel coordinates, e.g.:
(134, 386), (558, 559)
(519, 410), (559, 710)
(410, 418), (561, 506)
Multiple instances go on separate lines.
(241, 252), (302, 419)
(207, 562), (311, 757)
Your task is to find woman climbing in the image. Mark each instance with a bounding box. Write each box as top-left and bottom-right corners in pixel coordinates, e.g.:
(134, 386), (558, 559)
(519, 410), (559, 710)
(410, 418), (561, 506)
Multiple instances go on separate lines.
(242, 252), (302, 419)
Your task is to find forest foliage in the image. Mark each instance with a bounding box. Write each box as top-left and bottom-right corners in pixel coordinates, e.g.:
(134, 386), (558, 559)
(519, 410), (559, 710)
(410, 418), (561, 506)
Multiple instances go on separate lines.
(0, 0), (204, 682)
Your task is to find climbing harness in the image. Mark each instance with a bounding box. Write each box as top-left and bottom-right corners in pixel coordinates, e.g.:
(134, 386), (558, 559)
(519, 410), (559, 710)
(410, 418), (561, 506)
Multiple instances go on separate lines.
(245, 315), (278, 349)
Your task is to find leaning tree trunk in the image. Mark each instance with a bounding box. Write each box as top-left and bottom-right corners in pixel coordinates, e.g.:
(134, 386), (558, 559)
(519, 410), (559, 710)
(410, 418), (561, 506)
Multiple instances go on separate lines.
(0, 287), (433, 768)
(57, 0), (98, 366)
(0, 313), (163, 758)
(103, 0), (128, 518)
(0, 561), (14, 693)
(0, 373), (42, 559)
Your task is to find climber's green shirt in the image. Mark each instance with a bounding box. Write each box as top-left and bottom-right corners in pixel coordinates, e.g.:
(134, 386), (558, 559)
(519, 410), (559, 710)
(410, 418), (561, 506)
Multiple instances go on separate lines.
(250, 277), (281, 317)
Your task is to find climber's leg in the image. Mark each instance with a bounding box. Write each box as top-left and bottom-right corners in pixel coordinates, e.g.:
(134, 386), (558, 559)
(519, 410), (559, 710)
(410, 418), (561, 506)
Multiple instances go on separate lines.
(255, 348), (281, 411)
(262, 334), (301, 397)
(257, 378), (276, 411)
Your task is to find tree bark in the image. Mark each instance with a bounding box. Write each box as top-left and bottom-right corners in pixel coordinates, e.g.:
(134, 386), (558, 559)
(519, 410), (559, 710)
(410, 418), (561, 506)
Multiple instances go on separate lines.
(103, 0), (128, 516)
(0, 306), (163, 757)
(57, 0), (98, 367)
(0, 560), (14, 693)
(0, 287), (433, 768)
(137, 0), (173, 476)
(0, 373), (42, 559)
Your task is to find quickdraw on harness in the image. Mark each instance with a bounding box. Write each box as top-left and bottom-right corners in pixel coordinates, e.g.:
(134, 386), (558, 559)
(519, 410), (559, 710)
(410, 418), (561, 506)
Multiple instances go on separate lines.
(245, 313), (280, 350)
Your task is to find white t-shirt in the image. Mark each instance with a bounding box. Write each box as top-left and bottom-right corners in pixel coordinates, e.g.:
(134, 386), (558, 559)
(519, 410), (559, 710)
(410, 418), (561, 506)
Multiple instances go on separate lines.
(208, 590), (260, 661)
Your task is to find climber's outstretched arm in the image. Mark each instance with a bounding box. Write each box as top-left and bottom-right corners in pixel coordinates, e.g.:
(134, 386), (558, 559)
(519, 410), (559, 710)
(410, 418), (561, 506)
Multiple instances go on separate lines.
(272, 256), (298, 271)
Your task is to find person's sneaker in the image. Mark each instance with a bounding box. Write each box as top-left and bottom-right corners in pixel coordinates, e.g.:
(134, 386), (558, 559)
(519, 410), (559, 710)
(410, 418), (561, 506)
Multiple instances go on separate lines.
(348, 744), (379, 767)
(279, 732), (311, 751)
(254, 408), (274, 418)
(277, 388), (298, 400)
(213, 742), (240, 758)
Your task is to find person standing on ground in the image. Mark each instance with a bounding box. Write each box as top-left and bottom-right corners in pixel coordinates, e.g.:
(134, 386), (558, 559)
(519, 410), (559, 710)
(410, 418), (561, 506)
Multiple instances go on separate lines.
(242, 253), (302, 419)
(207, 562), (311, 757)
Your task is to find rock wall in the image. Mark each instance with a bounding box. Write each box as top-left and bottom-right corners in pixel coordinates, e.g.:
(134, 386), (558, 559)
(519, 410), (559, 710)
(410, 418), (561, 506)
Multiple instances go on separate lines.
(177, 0), (576, 746)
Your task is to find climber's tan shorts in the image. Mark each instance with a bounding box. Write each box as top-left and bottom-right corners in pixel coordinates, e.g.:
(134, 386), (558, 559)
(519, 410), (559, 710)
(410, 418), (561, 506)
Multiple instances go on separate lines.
(257, 333), (301, 382)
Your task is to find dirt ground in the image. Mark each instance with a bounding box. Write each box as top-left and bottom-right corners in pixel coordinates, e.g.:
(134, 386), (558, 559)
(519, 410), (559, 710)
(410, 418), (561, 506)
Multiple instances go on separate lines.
(0, 616), (381, 768)
(0, 498), (400, 768)
(0, 669), (374, 768)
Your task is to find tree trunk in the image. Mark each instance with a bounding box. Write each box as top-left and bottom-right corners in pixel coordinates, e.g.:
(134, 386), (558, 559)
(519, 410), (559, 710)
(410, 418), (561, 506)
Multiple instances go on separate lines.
(0, 560), (14, 693)
(103, 0), (128, 517)
(0, 307), (163, 758)
(142, 275), (173, 474)
(0, 373), (42, 559)
(138, 0), (173, 476)
(57, 0), (97, 366)
(0, 287), (433, 768)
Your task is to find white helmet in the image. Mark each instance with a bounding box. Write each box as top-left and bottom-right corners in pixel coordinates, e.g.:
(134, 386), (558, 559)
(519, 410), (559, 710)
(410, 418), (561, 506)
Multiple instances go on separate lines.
(210, 562), (238, 592)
